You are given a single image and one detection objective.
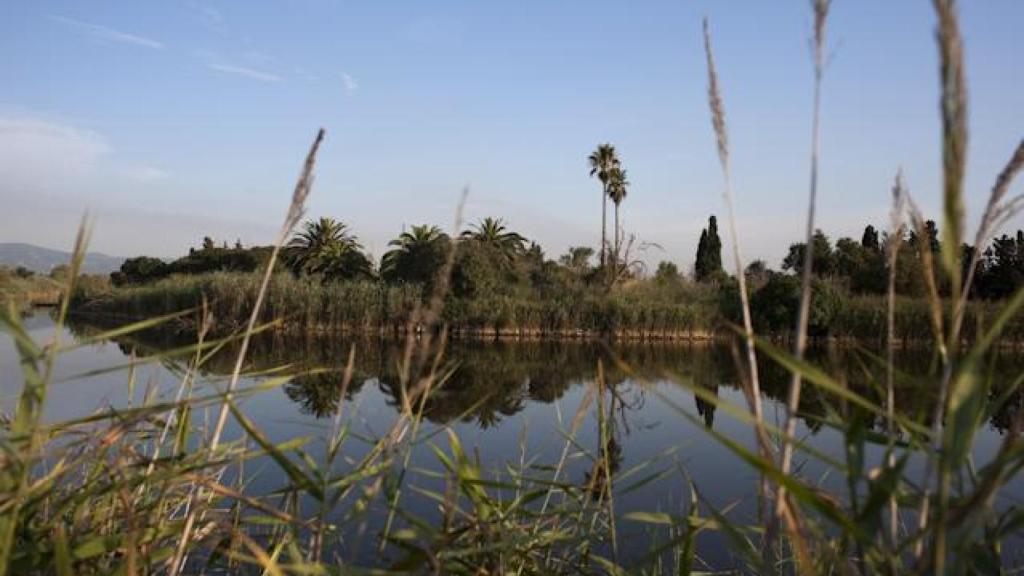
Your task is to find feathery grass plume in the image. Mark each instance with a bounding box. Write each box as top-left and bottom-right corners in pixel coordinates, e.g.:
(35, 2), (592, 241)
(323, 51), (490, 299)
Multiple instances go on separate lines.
(701, 17), (777, 564)
(885, 170), (907, 547)
(933, 0), (967, 302)
(170, 128), (324, 576)
(913, 3), (967, 565)
(701, 17), (766, 444)
(210, 127), (325, 450)
(775, 0), (830, 547)
(959, 139), (1024, 322)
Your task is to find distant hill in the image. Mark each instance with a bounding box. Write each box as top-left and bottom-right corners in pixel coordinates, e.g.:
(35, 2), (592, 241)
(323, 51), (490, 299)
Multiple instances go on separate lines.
(0, 243), (124, 275)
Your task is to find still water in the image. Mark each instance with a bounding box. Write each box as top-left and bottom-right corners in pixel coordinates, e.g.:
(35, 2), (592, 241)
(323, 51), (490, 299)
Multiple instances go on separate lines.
(3, 311), (1023, 569)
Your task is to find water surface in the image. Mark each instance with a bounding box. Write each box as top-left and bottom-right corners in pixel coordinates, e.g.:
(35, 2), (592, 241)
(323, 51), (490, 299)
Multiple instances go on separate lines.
(3, 311), (1023, 569)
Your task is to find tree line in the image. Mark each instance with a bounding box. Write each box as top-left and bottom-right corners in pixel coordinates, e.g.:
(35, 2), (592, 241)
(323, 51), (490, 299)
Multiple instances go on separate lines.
(111, 214), (1024, 304)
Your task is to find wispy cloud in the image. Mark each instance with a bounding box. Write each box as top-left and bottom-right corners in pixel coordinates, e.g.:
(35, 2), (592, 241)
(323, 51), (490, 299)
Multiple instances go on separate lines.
(49, 15), (164, 50)
(120, 165), (169, 182)
(208, 63), (282, 83)
(195, 4), (224, 26)
(0, 116), (110, 186)
(341, 72), (359, 95)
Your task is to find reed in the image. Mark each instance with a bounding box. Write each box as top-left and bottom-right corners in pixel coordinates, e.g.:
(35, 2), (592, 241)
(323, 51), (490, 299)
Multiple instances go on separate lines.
(775, 2), (831, 560)
(700, 17), (775, 569)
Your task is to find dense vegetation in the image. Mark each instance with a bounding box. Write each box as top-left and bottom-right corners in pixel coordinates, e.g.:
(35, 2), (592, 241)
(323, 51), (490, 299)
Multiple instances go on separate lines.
(73, 216), (1024, 343)
(0, 265), (64, 310)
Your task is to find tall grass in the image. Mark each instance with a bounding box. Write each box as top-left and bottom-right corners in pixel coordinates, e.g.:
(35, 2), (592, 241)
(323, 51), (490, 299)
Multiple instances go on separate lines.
(72, 271), (724, 340)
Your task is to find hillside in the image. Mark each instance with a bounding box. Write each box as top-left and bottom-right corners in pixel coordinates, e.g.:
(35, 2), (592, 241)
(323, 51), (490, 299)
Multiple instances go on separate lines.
(0, 242), (124, 275)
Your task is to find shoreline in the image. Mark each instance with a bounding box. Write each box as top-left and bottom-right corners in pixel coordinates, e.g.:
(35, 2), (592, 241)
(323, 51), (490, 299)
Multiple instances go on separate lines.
(66, 308), (1024, 350)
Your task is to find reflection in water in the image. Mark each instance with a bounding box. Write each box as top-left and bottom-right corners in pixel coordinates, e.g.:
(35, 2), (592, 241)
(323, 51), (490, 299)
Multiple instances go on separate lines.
(66, 317), (1024, 436)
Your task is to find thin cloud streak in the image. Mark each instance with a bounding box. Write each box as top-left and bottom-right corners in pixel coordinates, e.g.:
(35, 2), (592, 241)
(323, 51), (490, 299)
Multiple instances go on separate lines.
(208, 63), (283, 83)
(49, 15), (164, 50)
(341, 72), (358, 94)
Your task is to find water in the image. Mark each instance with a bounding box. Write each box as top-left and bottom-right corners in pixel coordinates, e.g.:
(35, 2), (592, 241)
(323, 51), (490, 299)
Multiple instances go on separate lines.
(3, 311), (1023, 569)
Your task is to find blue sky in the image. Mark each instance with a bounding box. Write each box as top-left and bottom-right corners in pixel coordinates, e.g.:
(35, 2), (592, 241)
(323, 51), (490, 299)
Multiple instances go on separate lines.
(1, 1), (1021, 272)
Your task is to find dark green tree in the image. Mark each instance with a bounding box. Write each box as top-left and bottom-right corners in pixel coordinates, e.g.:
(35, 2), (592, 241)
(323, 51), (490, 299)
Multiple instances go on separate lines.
(694, 215), (723, 282)
(782, 229), (835, 276)
(114, 256), (170, 285)
(381, 225), (451, 290)
(861, 225), (880, 252)
(558, 246), (594, 273)
(286, 218), (372, 280)
(654, 261), (680, 284)
(460, 217), (526, 262)
(909, 219), (941, 254)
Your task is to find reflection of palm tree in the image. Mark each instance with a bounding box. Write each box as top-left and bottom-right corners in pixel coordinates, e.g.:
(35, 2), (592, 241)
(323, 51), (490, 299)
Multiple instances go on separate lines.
(284, 371), (364, 418)
(460, 217), (526, 262)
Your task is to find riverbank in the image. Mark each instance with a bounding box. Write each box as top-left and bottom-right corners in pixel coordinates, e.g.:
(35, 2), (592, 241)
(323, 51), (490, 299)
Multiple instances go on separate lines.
(69, 271), (1024, 345)
(0, 271), (61, 311)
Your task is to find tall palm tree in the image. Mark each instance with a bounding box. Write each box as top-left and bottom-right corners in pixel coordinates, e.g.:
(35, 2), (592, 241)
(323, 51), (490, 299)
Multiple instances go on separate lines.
(460, 217), (526, 261)
(607, 166), (629, 273)
(286, 217), (370, 279)
(380, 224), (451, 286)
(588, 143), (619, 269)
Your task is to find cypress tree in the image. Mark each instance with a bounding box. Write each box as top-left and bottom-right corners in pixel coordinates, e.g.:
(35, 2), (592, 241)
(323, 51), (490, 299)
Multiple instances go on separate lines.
(695, 229), (709, 280)
(861, 225), (880, 252)
(706, 215), (723, 275)
(694, 215), (723, 282)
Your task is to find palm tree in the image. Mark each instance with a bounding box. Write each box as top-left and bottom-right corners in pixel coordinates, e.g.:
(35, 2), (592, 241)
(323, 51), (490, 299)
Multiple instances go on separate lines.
(588, 143), (619, 269)
(286, 217), (370, 279)
(607, 166), (629, 273)
(315, 241), (373, 280)
(559, 246), (594, 274)
(460, 217), (526, 261)
(381, 224), (451, 286)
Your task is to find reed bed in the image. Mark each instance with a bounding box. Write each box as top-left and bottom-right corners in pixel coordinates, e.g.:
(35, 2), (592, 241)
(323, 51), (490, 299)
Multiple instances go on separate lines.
(71, 271), (723, 340)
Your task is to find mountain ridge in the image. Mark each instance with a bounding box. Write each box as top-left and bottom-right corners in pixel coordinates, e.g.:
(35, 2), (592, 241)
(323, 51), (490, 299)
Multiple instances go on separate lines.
(0, 242), (124, 275)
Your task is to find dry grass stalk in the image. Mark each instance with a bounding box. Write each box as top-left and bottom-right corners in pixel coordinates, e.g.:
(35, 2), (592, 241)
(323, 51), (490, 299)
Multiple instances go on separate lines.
(169, 128), (325, 576)
(701, 17), (768, 456)
(915, 2), (967, 569)
(958, 139), (1024, 325)
(702, 16), (780, 567)
(886, 170), (907, 547)
(933, 0), (968, 296)
(775, 0), (830, 557)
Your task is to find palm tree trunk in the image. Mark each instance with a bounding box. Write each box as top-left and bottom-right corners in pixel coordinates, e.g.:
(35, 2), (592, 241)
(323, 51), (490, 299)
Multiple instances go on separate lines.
(601, 187), (608, 268)
(614, 202), (621, 280)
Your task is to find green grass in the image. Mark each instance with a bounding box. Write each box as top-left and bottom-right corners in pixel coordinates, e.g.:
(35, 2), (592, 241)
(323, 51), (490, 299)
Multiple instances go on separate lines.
(70, 271), (724, 340)
(70, 271), (1024, 346)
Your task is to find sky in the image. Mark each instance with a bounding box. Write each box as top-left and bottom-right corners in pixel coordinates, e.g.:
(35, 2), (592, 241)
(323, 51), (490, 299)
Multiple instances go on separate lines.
(0, 1), (1021, 273)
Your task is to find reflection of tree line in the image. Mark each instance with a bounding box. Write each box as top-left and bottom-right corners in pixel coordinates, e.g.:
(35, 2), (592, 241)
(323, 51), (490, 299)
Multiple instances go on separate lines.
(66, 318), (1024, 433)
